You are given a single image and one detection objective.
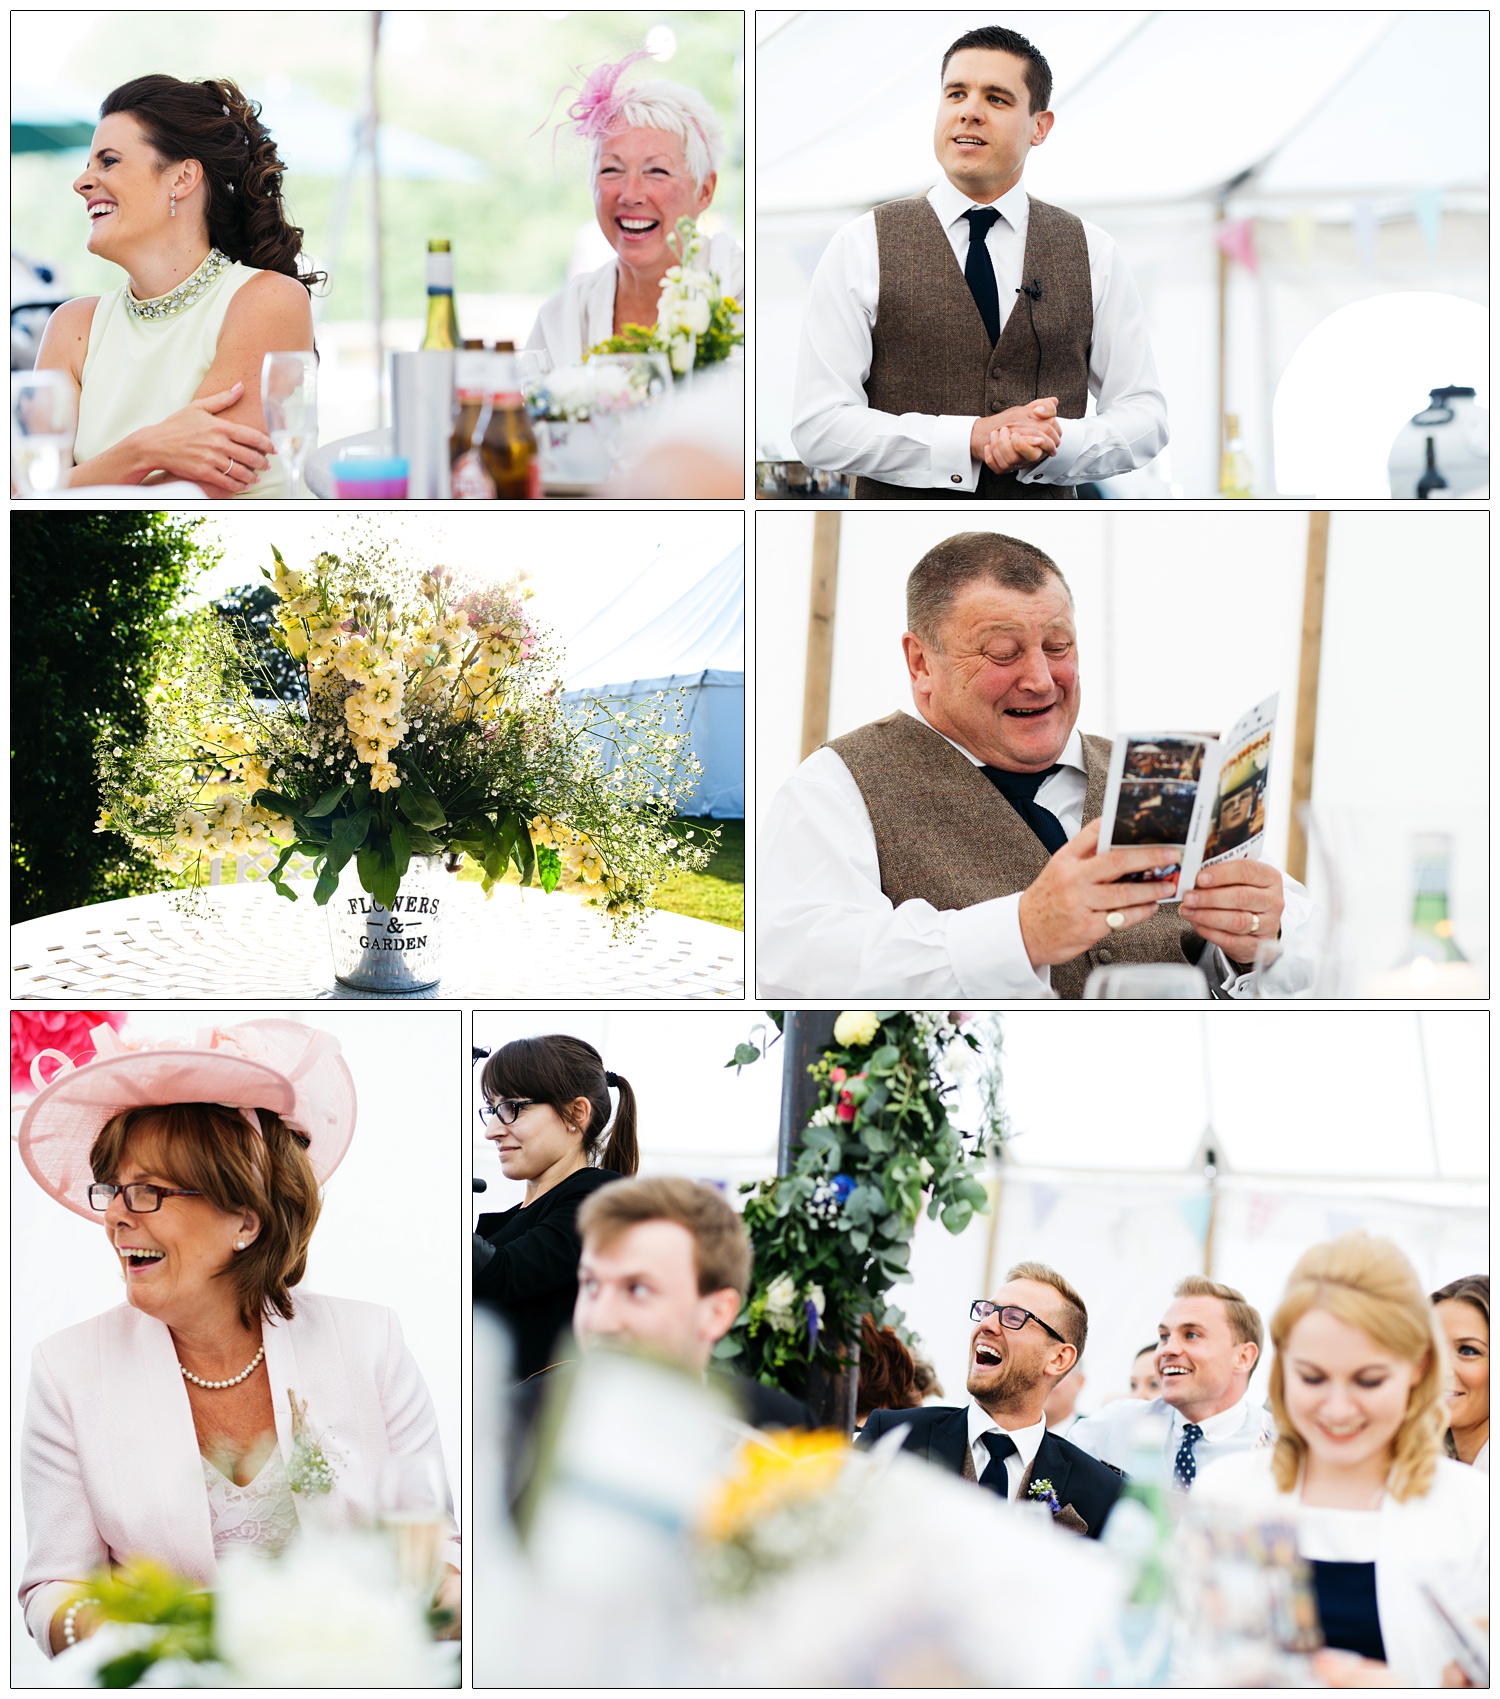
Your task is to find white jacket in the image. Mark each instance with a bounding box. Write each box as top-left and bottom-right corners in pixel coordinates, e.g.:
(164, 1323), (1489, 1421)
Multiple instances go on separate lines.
(1193, 1448), (1488, 1686)
(19, 1292), (455, 1654)
(525, 231), (745, 367)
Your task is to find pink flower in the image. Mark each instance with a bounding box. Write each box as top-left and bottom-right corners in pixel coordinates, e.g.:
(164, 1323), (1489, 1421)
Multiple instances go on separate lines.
(836, 1090), (856, 1123)
(12, 1011), (127, 1098)
(949, 1011), (977, 1026)
(829, 1066), (846, 1087)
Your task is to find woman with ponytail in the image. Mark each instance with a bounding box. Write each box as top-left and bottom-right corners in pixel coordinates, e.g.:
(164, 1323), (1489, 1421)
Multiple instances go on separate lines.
(474, 1035), (637, 1381)
(35, 74), (321, 497)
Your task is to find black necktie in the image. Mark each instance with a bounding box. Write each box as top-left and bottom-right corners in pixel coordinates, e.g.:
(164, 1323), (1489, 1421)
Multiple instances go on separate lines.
(1174, 1421), (1204, 1491)
(963, 207), (1003, 345)
(977, 1429), (1017, 1494)
(980, 763), (1068, 854)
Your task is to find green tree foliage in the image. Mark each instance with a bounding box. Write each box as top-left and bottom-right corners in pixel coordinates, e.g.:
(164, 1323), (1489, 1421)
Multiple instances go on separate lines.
(212, 582), (308, 702)
(11, 511), (212, 919)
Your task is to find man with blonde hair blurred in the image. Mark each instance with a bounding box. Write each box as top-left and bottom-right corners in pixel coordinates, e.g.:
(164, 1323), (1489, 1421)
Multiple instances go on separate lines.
(858, 1260), (1122, 1537)
(1070, 1275), (1274, 1487)
(574, 1174), (813, 1429)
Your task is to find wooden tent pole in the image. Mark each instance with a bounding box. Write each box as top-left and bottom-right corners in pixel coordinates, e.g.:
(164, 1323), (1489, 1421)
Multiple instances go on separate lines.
(800, 512), (841, 760)
(1286, 511), (1330, 884)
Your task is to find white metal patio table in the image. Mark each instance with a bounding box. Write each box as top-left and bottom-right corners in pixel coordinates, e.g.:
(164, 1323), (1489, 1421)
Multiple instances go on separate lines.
(12, 880), (743, 1001)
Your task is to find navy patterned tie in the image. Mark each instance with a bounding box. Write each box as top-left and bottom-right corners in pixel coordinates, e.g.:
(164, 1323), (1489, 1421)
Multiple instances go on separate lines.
(978, 1429), (1018, 1495)
(963, 207), (1003, 345)
(1174, 1421), (1204, 1490)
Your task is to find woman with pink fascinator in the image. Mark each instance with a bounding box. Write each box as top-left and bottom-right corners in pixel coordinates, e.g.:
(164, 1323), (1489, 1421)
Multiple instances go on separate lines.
(526, 50), (743, 367)
(15, 1020), (459, 1661)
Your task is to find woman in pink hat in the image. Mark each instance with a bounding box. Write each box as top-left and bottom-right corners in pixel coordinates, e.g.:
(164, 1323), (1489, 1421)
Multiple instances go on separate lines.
(16, 1019), (459, 1660)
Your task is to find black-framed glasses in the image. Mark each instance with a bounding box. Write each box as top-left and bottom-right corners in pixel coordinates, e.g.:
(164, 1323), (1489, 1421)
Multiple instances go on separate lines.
(88, 1182), (202, 1214)
(969, 1299), (1067, 1344)
(479, 1098), (537, 1127)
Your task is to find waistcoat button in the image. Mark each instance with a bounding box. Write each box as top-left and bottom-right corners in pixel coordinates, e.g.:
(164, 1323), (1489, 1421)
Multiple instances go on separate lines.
(1096, 947), (1114, 964)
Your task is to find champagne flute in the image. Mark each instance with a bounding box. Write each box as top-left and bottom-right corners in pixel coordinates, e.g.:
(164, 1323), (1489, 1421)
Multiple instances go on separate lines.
(12, 370), (77, 495)
(377, 1455), (449, 1604)
(261, 350), (318, 498)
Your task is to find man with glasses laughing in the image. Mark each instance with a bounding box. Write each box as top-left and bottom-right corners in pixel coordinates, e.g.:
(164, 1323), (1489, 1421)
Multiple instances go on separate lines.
(857, 1261), (1123, 1538)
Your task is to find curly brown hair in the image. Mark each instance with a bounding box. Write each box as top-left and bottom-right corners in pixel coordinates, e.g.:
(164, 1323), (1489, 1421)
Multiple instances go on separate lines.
(856, 1314), (923, 1422)
(100, 74), (324, 291)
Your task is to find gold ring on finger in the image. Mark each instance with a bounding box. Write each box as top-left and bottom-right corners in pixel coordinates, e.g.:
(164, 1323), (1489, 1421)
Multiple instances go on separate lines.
(1106, 911), (1125, 931)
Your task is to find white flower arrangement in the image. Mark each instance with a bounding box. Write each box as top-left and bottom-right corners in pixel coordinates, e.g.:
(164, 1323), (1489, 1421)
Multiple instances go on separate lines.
(533, 362), (647, 424)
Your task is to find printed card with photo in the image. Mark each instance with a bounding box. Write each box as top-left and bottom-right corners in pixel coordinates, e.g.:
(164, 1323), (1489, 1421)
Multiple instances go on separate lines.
(1097, 694), (1278, 897)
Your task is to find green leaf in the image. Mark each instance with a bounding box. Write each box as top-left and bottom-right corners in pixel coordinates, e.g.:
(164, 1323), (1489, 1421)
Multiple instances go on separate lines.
(305, 782), (349, 819)
(331, 811), (371, 856)
(870, 1045), (901, 1070)
(371, 849), (401, 913)
(861, 1125), (893, 1154)
(726, 1042), (761, 1071)
(395, 767), (447, 830)
(941, 1201), (974, 1234)
(875, 1011), (900, 1020)
(848, 1228), (870, 1254)
(313, 859), (341, 906)
(711, 1335), (743, 1360)
(388, 818), (412, 883)
(536, 843), (562, 894)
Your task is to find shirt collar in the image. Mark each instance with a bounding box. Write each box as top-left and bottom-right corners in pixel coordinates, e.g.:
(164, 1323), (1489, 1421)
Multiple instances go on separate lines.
(1168, 1391), (1252, 1442)
(967, 1401), (1048, 1469)
(929, 175), (1030, 239)
(907, 708), (1084, 778)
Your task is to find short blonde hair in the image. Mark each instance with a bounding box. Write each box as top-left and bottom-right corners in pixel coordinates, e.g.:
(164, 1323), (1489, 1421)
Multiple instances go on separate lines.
(1006, 1260), (1087, 1355)
(591, 80), (726, 190)
(1174, 1275), (1264, 1356)
(1268, 1233), (1447, 1502)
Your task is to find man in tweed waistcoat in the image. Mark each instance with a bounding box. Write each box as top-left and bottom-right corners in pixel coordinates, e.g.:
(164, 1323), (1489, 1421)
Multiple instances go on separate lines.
(758, 532), (1313, 999)
(790, 25), (1168, 499)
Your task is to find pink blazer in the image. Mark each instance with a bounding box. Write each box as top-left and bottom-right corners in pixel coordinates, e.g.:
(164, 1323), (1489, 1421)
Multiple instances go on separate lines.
(19, 1292), (455, 1653)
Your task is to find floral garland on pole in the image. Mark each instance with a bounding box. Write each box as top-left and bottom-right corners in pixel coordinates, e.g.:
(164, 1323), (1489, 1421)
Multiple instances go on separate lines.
(720, 1011), (1006, 1396)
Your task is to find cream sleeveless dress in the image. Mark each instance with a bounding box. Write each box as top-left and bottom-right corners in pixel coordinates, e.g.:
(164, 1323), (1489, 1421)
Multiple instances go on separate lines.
(74, 255), (287, 500)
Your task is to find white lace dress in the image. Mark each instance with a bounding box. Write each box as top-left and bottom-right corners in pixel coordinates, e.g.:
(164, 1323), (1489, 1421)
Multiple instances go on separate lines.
(203, 1447), (299, 1557)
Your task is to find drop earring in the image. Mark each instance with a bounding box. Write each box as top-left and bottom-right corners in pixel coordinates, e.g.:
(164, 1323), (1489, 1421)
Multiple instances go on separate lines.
(169, 191), (177, 218)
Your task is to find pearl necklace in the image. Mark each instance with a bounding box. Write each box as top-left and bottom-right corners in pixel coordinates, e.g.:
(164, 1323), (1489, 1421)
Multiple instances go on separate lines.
(180, 1342), (265, 1390)
(123, 247), (232, 322)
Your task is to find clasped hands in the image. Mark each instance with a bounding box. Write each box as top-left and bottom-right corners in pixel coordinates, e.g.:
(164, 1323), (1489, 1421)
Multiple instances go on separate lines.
(1018, 818), (1286, 972)
(968, 397), (1061, 475)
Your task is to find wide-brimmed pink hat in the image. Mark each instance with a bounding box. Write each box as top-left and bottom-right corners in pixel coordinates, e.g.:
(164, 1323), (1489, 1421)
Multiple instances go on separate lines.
(17, 1019), (356, 1223)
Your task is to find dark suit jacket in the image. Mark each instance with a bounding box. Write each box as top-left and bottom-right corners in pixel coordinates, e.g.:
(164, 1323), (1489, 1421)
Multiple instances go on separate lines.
(474, 1167), (622, 1381)
(716, 1371), (817, 1432)
(857, 1404), (1123, 1539)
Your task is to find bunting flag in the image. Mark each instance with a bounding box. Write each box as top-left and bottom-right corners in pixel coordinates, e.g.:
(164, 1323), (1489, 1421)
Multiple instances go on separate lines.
(1413, 189), (1443, 256)
(1245, 1192), (1285, 1241)
(1352, 201), (1378, 271)
(1287, 210), (1317, 268)
(1213, 217), (1258, 273)
(1177, 1193), (1213, 1245)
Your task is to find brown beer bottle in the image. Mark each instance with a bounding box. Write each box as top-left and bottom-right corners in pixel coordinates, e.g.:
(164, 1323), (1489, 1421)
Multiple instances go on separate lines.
(450, 342), (542, 499)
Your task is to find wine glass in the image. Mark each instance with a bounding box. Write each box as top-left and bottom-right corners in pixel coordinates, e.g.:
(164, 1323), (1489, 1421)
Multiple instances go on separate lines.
(12, 370), (77, 495)
(261, 350), (318, 498)
(377, 1455), (449, 1603)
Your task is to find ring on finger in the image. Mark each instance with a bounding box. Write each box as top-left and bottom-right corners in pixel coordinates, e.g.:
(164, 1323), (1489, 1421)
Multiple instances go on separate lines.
(225, 456), (236, 475)
(1248, 913), (1260, 934)
(1105, 911), (1125, 931)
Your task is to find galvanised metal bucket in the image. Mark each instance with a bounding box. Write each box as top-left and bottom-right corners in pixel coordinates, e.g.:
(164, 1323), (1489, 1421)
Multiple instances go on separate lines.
(325, 854), (445, 993)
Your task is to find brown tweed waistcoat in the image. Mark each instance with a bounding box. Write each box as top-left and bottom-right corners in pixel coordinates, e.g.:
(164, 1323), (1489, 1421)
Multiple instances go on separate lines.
(856, 193), (1093, 502)
(827, 712), (1198, 999)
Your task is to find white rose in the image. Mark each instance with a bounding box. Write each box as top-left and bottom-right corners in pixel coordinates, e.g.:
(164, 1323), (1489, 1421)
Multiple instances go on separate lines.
(763, 1273), (798, 1329)
(942, 1035), (977, 1078)
(682, 292), (711, 335)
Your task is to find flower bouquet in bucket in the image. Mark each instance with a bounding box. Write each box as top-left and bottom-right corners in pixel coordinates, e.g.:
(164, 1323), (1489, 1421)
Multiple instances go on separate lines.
(96, 534), (713, 990)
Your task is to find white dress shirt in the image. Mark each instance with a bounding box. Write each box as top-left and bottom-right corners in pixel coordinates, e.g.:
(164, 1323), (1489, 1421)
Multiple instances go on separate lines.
(756, 709), (1317, 1000)
(966, 1403), (1048, 1500)
(526, 232), (745, 367)
(1067, 1391), (1275, 1482)
(790, 177), (1167, 490)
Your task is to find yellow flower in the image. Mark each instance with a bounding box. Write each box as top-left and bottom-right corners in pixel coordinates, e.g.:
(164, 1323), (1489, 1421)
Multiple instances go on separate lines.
(700, 1430), (851, 1543)
(833, 1010), (880, 1048)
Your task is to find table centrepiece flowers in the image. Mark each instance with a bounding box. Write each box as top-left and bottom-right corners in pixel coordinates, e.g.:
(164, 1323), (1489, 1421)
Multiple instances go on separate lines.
(96, 536), (713, 987)
(588, 217), (743, 375)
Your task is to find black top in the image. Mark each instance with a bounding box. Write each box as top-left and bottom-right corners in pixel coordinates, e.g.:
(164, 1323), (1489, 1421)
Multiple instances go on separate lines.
(1310, 1561), (1387, 1664)
(474, 1166), (623, 1381)
(712, 1371), (817, 1432)
(856, 1404), (1124, 1540)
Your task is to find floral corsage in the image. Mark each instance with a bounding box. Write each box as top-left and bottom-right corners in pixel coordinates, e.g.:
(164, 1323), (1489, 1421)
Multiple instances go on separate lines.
(285, 1390), (340, 1496)
(1027, 1477), (1063, 1517)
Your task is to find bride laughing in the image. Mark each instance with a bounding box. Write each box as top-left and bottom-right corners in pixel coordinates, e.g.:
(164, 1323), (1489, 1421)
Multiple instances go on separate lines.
(36, 74), (319, 498)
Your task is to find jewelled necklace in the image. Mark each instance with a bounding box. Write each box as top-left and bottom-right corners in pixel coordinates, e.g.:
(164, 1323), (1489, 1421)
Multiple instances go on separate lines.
(123, 247), (232, 322)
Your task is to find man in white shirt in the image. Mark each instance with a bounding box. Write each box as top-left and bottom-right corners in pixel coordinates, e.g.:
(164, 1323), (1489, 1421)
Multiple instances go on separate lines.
(790, 25), (1167, 498)
(858, 1262), (1124, 1538)
(758, 530), (1312, 999)
(1069, 1276), (1276, 1488)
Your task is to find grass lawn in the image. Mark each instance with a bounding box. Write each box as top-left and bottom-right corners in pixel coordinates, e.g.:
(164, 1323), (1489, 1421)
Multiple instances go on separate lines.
(455, 816), (744, 931)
